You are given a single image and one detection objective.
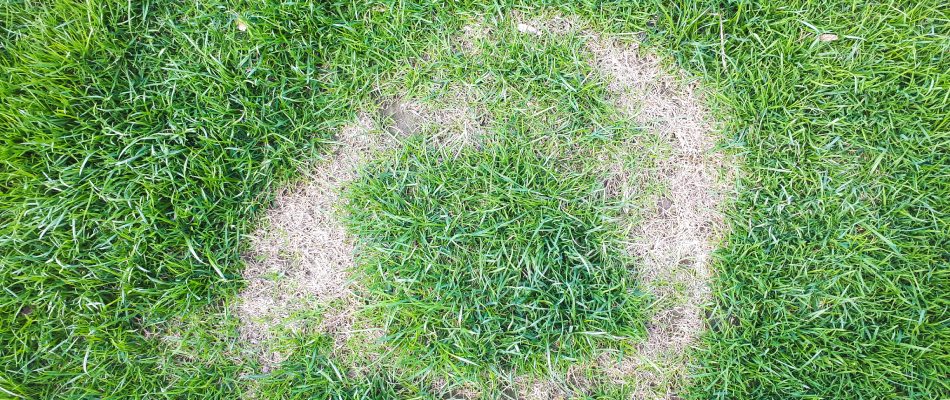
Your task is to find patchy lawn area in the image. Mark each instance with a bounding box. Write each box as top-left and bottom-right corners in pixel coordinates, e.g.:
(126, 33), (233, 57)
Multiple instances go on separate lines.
(1, 1), (946, 399)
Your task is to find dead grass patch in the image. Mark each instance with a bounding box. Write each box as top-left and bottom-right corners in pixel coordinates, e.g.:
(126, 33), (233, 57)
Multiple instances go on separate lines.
(234, 114), (393, 370)
(504, 11), (734, 398)
(457, 20), (492, 54)
(377, 83), (489, 152)
(587, 26), (734, 400)
(235, 83), (490, 372)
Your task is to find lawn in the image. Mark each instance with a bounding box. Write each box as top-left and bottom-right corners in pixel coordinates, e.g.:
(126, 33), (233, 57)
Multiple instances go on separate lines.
(0, 1), (947, 399)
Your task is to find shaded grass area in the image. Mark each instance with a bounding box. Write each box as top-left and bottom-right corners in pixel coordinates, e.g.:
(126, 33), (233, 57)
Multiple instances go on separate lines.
(344, 137), (644, 381)
(0, 0), (946, 399)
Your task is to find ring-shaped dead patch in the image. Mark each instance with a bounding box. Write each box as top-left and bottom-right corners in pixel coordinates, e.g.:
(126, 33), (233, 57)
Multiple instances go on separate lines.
(234, 10), (735, 399)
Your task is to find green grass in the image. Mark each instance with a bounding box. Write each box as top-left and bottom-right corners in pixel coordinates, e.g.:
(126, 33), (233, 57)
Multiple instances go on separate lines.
(654, 2), (950, 397)
(1, 0), (947, 399)
(256, 333), (409, 400)
(0, 1), (447, 397)
(344, 137), (644, 381)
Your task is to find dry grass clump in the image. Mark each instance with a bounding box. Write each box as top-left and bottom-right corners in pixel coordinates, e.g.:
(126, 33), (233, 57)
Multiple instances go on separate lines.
(377, 83), (489, 152)
(586, 27), (734, 400)
(456, 20), (492, 54)
(234, 114), (394, 369)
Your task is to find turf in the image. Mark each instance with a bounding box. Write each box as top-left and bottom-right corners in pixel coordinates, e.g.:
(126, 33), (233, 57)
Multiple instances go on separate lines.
(0, 1), (444, 397)
(0, 0), (947, 399)
(343, 137), (644, 380)
(256, 333), (408, 400)
(655, 2), (950, 397)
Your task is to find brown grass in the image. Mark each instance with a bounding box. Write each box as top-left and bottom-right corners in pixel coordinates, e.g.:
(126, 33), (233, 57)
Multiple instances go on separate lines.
(587, 24), (733, 400)
(235, 83), (490, 372)
(234, 114), (395, 370)
(507, 11), (735, 399)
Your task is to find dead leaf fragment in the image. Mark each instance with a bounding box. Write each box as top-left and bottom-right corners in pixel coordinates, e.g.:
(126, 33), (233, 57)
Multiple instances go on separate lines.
(818, 33), (838, 42)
